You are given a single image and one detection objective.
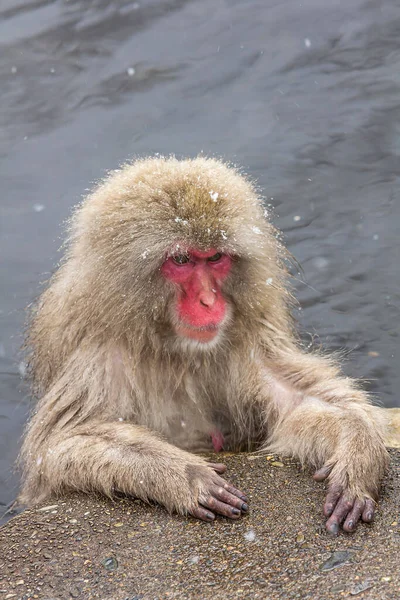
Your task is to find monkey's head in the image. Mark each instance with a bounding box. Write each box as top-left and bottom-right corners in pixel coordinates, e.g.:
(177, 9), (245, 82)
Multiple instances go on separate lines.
(66, 156), (291, 355)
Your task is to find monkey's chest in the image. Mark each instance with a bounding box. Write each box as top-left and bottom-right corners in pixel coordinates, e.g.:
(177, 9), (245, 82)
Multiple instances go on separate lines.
(134, 371), (235, 452)
(165, 415), (230, 453)
(150, 395), (232, 453)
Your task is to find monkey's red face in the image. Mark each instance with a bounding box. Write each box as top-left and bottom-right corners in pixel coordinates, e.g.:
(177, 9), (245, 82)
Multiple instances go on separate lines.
(161, 249), (232, 343)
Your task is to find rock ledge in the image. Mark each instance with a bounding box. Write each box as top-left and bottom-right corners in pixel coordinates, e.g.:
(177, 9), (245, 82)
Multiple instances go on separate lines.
(0, 449), (399, 600)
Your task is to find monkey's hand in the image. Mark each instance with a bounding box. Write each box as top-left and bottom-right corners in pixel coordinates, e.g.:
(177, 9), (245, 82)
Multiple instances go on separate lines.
(188, 462), (248, 522)
(313, 464), (378, 535)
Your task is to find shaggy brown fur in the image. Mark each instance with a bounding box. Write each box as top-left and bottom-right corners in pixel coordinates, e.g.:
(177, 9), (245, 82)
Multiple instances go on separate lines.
(19, 157), (388, 528)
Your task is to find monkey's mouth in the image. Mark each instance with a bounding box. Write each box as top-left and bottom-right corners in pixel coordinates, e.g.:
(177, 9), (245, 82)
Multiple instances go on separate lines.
(175, 322), (219, 343)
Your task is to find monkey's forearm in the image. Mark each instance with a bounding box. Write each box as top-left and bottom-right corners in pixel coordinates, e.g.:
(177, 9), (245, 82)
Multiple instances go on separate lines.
(266, 349), (387, 441)
(19, 422), (211, 513)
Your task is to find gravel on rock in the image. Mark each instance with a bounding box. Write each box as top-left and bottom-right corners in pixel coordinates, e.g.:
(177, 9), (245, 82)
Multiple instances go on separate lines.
(0, 450), (399, 600)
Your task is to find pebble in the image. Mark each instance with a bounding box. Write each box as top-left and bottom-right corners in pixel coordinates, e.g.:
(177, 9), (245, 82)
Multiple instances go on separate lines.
(330, 583), (346, 593)
(37, 505), (59, 512)
(319, 550), (353, 571)
(350, 580), (374, 595)
(271, 461), (284, 467)
(102, 556), (118, 571)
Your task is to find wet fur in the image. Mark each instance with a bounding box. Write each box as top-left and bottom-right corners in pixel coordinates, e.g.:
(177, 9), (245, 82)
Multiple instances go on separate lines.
(19, 156), (388, 513)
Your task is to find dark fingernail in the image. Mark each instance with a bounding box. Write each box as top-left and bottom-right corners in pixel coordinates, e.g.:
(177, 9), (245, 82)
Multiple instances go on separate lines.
(232, 508), (240, 515)
(328, 523), (339, 535)
(240, 495), (247, 501)
(347, 521), (354, 530)
(366, 512), (373, 521)
(241, 503), (249, 512)
(206, 513), (215, 521)
(325, 504), (334, 516)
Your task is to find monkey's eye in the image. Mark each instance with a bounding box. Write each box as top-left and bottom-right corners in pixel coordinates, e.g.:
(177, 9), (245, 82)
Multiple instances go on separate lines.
(172, 254), (190, 265)
(207, 252), (223, 263)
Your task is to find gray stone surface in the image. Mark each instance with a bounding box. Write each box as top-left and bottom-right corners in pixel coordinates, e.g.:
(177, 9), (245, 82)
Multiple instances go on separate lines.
(0, 450), (399, 600)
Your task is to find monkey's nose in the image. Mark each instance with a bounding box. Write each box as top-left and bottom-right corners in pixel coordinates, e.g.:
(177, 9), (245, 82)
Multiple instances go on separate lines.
(199, 290), (216, 308)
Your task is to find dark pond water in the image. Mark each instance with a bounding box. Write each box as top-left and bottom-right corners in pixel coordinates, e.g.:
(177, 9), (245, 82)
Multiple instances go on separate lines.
(1, 0), (400, 515)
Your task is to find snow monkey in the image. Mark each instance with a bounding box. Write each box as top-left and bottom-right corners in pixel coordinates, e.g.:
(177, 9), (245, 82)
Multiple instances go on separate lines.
(19, 157), (388, 534)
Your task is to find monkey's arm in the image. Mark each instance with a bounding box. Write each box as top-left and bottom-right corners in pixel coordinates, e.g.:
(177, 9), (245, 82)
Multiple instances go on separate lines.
(261, 349), (388, 534)
(19, 357), (247, 521)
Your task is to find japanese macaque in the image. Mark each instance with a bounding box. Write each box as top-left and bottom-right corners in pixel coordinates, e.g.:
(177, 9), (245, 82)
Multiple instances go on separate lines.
(19, 157), (388, 534)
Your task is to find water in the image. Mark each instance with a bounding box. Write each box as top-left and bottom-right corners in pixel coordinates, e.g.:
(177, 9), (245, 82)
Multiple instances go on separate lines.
(1, 0), (399, 515)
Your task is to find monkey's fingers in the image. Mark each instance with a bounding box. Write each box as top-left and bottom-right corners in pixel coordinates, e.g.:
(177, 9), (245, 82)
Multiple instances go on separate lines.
(323, 481), (377, 534)
(323, 485), (343, 517)
(212, 475), (248, 502)
(341, 498), (375, 532)
(200, 496), (242, 519)
(325, 495), (354, 535)
(210, 485), (249, 512)
(208, 462), (227, 474)
(342, 499), (365, 532)
(362, 498), (376, 523)
(190, 506), (216, 522)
